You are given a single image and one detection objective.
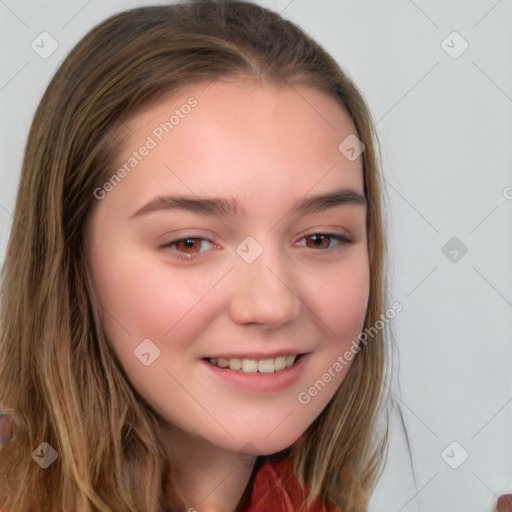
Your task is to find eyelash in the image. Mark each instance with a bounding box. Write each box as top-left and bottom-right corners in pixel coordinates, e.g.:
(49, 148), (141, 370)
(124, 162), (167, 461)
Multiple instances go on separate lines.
(161, 232), (353, 261)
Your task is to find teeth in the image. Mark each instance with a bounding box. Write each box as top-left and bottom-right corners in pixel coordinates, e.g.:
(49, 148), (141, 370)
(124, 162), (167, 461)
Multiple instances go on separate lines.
(229, 358), (242, 371)
(285, 355), (295, 367)
(208, 355), (298, 373)
(258, 359), (274, 373)
(274, 356), (287, 371)
(242, 359), (259, 373)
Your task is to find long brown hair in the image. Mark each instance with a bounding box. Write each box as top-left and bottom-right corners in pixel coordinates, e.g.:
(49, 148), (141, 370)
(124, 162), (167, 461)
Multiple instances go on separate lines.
(0, 1), (391, 510)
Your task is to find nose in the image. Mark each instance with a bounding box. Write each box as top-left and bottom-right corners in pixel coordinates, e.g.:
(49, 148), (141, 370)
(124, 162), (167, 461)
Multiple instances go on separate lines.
(229, 246), (302, 327)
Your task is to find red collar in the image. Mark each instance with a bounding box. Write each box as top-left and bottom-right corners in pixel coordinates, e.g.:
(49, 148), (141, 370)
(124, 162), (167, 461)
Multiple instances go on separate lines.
(242, 458), (339, 512)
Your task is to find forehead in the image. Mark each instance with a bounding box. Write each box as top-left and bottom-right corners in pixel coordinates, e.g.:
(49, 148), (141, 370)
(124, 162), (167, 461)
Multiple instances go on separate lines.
(110, 80), (364, 208)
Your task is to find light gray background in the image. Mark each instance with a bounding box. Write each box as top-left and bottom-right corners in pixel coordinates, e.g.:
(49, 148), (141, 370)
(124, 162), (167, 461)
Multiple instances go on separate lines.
(1, 1), (511, 511)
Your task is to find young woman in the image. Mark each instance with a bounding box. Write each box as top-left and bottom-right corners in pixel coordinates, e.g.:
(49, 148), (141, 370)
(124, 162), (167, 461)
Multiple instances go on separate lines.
(0, 1), (394, 511)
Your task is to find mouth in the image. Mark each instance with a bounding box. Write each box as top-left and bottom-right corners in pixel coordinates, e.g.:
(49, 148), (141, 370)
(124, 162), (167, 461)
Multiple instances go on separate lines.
(202, 353), (308, 374)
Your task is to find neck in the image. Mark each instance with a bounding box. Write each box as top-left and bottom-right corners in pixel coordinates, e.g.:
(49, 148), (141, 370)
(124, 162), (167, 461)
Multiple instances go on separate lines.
(160, 425), (258, 512)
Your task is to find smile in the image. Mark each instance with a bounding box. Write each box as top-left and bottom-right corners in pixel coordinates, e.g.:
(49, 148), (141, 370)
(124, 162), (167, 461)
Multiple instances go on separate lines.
(205, 354), (305, 373)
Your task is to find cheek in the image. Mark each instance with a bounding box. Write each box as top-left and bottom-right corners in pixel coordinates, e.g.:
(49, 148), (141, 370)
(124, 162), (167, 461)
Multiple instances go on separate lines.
(310, 257), (370, 342)
(89, 245), (224, 363)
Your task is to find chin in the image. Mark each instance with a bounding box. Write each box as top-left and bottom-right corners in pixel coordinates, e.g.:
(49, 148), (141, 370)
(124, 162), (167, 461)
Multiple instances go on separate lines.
(214, 425), (307, 457)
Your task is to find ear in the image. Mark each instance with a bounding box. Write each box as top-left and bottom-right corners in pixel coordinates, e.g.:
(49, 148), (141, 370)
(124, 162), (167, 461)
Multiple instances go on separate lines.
(495, 494), (512, 512)
(0, 414), (14, 444)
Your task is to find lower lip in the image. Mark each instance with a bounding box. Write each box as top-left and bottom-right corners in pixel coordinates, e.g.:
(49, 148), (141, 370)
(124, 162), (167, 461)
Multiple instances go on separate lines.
(201, 354), (311, 393)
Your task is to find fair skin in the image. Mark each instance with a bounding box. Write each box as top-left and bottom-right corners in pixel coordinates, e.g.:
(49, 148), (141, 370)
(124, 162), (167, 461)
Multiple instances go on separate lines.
(85, 79), (369, 512)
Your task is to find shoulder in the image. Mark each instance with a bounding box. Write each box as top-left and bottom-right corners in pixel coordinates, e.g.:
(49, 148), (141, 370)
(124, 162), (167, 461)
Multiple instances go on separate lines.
(243, 457), (340, 512)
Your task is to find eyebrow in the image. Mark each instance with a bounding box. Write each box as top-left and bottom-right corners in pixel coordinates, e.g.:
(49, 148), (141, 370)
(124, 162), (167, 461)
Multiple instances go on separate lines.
(130, 188), (367, 220)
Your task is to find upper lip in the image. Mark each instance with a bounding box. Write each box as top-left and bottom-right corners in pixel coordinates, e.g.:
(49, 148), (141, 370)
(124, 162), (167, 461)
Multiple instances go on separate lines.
(202, 351), (309, 360)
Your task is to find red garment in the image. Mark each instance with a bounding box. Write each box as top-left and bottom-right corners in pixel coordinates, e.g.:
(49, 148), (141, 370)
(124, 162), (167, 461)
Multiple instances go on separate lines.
(0, 460), (341, 512)
(242, 458), (340, 512)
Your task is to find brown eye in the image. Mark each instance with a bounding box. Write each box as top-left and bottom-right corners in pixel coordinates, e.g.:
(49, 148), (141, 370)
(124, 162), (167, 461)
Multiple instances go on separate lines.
(305, 234), (330, 249)
(162, 236), (217, 260)
(175, 238), (203, 254)
(299, 232), (353, 252)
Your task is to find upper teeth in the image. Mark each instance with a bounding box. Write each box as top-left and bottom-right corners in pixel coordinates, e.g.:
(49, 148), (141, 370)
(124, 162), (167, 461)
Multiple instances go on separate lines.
(208, 355), (297, 373)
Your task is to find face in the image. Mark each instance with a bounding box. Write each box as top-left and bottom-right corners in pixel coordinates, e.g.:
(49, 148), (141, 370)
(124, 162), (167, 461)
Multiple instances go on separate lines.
(85, 79), (369, 456)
